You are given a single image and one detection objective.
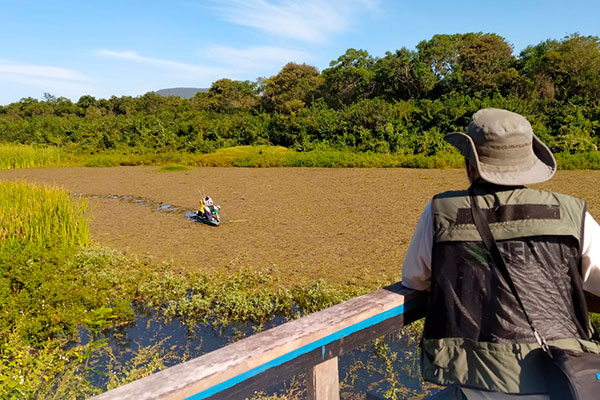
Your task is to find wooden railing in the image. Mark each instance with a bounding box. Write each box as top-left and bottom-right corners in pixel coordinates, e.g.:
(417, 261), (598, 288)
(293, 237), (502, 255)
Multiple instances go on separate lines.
(90, 283), (427, 400)
(90, 285), (600, 400)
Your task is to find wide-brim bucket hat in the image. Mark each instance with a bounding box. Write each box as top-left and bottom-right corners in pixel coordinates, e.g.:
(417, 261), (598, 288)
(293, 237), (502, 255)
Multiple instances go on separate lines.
(445, 108), (556, 186)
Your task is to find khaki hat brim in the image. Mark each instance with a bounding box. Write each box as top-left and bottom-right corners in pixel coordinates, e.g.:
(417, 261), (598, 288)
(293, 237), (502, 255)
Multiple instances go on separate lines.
(444, 132), (556, 185)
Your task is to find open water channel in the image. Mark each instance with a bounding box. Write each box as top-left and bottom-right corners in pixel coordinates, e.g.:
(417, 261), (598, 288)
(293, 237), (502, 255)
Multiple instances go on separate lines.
(81, 308), (439, 400)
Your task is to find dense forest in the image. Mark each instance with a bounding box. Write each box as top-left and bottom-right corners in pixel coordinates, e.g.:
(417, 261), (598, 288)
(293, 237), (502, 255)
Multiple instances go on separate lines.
(1, 32), (599, 158)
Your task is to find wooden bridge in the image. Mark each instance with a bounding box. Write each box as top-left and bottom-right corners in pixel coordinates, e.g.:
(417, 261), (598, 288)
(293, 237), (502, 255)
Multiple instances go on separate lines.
(90, 284), (600, 400)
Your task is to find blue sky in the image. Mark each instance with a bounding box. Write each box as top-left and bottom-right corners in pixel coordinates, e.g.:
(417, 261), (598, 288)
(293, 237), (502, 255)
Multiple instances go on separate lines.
(1, 0), (599, 105)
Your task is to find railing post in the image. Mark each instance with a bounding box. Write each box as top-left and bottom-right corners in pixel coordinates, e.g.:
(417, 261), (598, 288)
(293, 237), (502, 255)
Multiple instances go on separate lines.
(306, 357), (340, 400)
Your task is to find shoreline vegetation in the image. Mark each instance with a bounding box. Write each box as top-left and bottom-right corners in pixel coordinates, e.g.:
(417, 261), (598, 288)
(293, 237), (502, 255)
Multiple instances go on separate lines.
(1, 33), (600, 172)
(0, 181), (371, 399)
(3, 143), (600, 170)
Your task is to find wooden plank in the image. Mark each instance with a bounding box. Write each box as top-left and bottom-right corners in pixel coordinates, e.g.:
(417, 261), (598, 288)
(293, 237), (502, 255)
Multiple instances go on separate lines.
(89, 283), (425, 400)
(204, 295), (429, 400)
(306, 357), (340, 400)
(206, 312), (412, 400)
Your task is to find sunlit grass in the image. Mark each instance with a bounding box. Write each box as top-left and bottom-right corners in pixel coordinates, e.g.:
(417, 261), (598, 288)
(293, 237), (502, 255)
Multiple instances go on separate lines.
(6, 143), (600, 170)
(0, 181), (89, 248)
(158, 164), (191, 172)
(189, 145), (464, 168)
(0, 144), (64, 169)
(190, 145), (293, 167)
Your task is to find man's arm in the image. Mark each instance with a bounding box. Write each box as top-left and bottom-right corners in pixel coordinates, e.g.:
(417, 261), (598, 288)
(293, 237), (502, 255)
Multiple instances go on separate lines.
(582, 212), (600, 311)
(401, 201), (433, 291)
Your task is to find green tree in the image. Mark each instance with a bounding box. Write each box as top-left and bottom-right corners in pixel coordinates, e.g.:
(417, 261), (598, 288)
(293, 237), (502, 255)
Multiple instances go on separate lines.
(517, 39), (557, 99)
(519, 34), (600, 101)
(262, 63), (322, 113)
(458, 33), (518, 94)
(207, 79), (259, 112)
(417, 33), (517, 96)
(321, 48), (376, 107)
(373, 48), (437, 100)
(76, 95), (97, 110)
(136, 92), (167, 114)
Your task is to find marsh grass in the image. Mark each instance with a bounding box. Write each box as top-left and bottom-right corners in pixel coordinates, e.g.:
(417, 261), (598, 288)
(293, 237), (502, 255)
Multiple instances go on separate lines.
(158, 164), (191, 172)
(139, 267), (369, 327)
(0, 143), (464, 170)
(0, 181), (89, 248)
(5, 143), (600, 170)
(190, 145), (463, 168)
(191, 145), (294, 167)
(0, 144), (64, 169)
(97, 145), (464, 169)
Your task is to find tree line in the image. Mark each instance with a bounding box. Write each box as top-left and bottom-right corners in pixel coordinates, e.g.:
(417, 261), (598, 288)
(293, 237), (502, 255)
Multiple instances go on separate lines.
(1, 32), (599, 157)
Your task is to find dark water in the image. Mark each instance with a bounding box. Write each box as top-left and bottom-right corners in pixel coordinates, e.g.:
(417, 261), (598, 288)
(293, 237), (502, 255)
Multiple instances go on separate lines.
(75, 192), (191, 215)
(82, 310), (438, 399)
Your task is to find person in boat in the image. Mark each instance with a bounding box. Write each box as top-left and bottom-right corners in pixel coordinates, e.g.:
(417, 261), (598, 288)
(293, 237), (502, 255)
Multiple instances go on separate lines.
(200, 195), (219, 222)
(401, 108), (600, 400)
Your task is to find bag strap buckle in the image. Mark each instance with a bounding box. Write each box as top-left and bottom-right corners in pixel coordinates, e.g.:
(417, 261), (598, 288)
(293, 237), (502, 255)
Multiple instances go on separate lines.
(534, 329), (552, 357)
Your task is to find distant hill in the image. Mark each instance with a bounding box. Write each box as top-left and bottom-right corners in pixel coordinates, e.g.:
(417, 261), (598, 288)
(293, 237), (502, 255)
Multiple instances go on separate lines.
(154, 87), (208, 98)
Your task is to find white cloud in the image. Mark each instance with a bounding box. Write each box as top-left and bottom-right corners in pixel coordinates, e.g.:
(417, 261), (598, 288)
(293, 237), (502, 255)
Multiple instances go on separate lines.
(0, 59), (88, 82)
(96, 47), (309, 81)
(204, 45), (310, 70)
(0, 59), (93, 100)
(96, 49), (226, 76)
(212, 0), (378, 43)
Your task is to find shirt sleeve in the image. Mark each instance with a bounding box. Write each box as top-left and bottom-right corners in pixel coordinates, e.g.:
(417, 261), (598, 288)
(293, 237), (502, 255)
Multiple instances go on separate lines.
(581, 211), (600, 296)
(401, 201), (433, 291)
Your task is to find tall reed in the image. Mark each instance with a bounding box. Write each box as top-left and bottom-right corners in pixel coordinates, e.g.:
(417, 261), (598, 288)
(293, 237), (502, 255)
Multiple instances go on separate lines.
(0, 181), (89, 248)
(0, 144), (64, 169)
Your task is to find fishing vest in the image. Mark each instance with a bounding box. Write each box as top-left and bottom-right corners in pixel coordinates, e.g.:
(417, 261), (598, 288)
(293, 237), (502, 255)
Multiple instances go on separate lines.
(421, 184), (600, 394)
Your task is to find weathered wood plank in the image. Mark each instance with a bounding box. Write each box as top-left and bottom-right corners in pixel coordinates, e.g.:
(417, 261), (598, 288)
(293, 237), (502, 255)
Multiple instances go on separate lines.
(306, 357), (340, 400)
(205, 311), (415, 400)
(89, 283), (426, 400)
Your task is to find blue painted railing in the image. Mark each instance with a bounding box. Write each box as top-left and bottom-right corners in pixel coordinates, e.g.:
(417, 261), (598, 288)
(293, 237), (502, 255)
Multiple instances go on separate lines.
(90, 283), (426, 400)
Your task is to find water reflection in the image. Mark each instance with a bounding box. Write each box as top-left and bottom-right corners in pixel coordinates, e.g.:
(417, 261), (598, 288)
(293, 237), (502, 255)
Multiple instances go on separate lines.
(82, 311), (439, 399)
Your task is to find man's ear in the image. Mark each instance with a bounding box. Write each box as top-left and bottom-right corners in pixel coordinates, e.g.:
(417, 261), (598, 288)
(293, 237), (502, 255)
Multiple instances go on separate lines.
(465, 159), (479, 183)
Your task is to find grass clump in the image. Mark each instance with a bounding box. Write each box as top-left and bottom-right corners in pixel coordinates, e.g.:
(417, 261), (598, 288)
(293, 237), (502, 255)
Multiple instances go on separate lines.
(0, 183), (168, 398)
(0, 144), (64, 169)
(139, 267), (369, 327)
(158, 164), (191, 172)
(0, 181), (89, 248)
